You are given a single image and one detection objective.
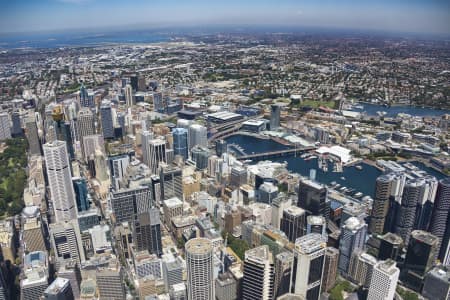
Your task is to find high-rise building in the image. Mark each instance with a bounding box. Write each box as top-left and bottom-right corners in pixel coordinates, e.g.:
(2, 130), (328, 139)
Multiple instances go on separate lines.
(338, 217), (367, 274)
(191, 145), (210, 170)
(21, 252), (49, 300)
(259, 182), (279, 205)
(429, 178), (450, 261)
(280, 206), (305, 242)
(271, 194), (292, 230)
(414, 176), (438, 231)
(378, 232), (403, 261)
(403, 230), (439, 291)
(108, 154), (130, 190)
(133, 208), (163, 256)
(0, 112), (11, 140)
(100, 100), (114, 139)
(22, 207), (46, 253)
(162, 197), (183, 228)
(82, 134), (104, 162)
(125, 84), (134, 107)
(369, 173), (405, 235)
(270, 104), (281, 130)
(322, 247), (339, 292)
(367, 260), (399, 300)
(76, 108), (95, 160)
(0, 267), (8, 300)
(11, 110), (22, 137)
(422, 266), (450, 300)
(348, 250), (377, 288)
(57, 260), (82, 300)
(162, 255), (184, 291)
(298, 178), (329, 219)
(189, 123), (207, 151)
(185, 238), (214, 300)
(215, 272), (238, 300)
(43, 277), (74, 300)
(134, 251), (162, 279)
(144, 138), (167, 174)
(292, 233), (327, 300)
(95, 259), (126, 300)
(49, 220), (85, 264)
(110, 185), (152, 224)
(172, 128), (189, 160)
(274, 252), (294, 298)
(43, 141), (77, 223)
(215, 139), (227, 157)
(159, 163), (183, 201)
(25, 116), (42, 156)
(72, 177), (90, 212)
(243, 245), (274, 300)
(230, 166), (247, 187)
(306, 216), (327, 240)
(79, 84), (94, 108)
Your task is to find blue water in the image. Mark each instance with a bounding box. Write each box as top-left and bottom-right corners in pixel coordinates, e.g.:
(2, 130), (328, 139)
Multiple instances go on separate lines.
(0, 30), (170, 49)
(225, 134), (291, 154)
(352, 103), (450, 118)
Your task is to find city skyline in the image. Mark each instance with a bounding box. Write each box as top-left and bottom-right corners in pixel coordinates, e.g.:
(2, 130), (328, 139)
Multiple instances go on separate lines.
(1, 0), (449, 35)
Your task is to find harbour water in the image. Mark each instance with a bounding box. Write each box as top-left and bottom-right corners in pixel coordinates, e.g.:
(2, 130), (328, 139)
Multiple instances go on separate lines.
(352, 103), (450, 118)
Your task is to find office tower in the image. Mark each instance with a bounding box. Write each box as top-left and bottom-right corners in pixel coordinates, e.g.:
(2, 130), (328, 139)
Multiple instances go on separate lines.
(22, 207), (46, 252)
(100, 100), (114, 139)
(76, 108), (95, 159)
(0, 267), (8, 300)
(134, 208), (162, 256)
(429, 178), (450, 261)
(271, 194), (292, 230)
(110, 185), (152, 224)
(21, 251), (49, 300)
(57, 260), (82, 300)
(414, 176), (438, 231)
(72, 177), (89, 212)
(341, 202), (366, 228)
(79, 84), (93, 108)
(422, 266), (450, 300)
(172, 128), (189, 160)
(280, 206), (305, 242)
(162, 197), (183, 227)
(338, 217), (367, 274)
(403, 230), (439, 291)
(215, 139), (227, 157)
(0, 112), (11, 140)
(25, 116), (42, 156)
(292, 233), (327, 300)
(394, 178), (426, 245)
(130, 75), (138, 91)
(144, 138), (166, 174)
(298, 178), (329, 219)
(259, 182), (279, 205)
(274, 252), (294, 298)
(305, 216), (326, 241)
(348, 250), (377, 288)
(367, 260), (399, 300)
(82, 134), (104, 162)
(270, 104), (281, 130)
(134, 251), (162, 279)
(153, 91), (165, 113)
(215, 272), (237, 300)
(11, 110), (22, 136)
(49, 220), (85, 264)
(159, 163), (183, 201)
(43, 141), (77, 223)
(62, 122), (75, 160)
(369, 173), (405, 235)
(162, 255), (184, 291)
(141, 130), (153, 165)
(191, 145), (210, 170)
(170, 283), (187, 300)
(125, 84), (134, 107)
(186, 238), (214, 300)
(189, 123), (207, 150)
(242, 245), (274, 300)
(43, 277), (74, 300)
(322, 247), (339, 292)
(96, 259), (126, 300)
(224, 209), (241, 234)
(378, 232), (403, 261)
(230, 166), (247, 187)
(108, 154), (130, 190)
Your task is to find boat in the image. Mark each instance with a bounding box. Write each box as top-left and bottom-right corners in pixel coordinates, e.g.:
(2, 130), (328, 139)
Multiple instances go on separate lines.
(340, 176), (346, 180)
(355, 165), (363, 170)
(339, 186), (347, 192)
(354, 192), (363, 198)
(330, 181), (337, 186)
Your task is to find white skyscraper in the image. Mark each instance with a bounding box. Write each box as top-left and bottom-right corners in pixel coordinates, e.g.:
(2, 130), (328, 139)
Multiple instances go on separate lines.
(125, 84), (134, 107)
(43, 141), (77, 223)
(0, 112), (11, 140)
(243, 245), (274, 300)
(339, 217), (367, 274)
(189, 123), (207, 151)
(146, 138), (167, 174)
(367, 260), (399, 300)
(186, 238), (214, 300)
(77, 108), (95, 160)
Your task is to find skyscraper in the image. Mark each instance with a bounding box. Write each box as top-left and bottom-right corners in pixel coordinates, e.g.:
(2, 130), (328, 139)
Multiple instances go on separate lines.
(422, 266), (450, 300)
(96, 259), (126, 300)
(280, 206), (305, 242)
(146, 138), (167, 174)
(0, 112), (11, 140)
(43, 277), (74, 300)
(188, 123), (207, 151)
(72, 177), (90, 212)
(159, 163), (183, 201)
(322, 247), (339, 292)
(185, 238), (214, 300)
(108, 154), (130, 190)
(125, 84), (134, 107)
(292, 233), (327, 300)
(414, 175), (438, 231)
(133, 208), (163, 256)
(11, 110), (22, 137)
(367, 260), (400, 300)
(243, 245), (274, 300)
(378, 232), (403, 261)
(306, 215), (327, 240)
(79, 84), (93, 108)
(429, 178), (450, 261)
(25, 116), (42, 156)
(270, 104), (281, 130)
(298, 178), (329, 219)
(338, 217), (367, 274)
(100, 100), (114, 139)
(172, 127), (189, 160)
(110, 185), (152, 224)
(369, 173), (405, 235)
(348, 250), (377, 288)
(43, 141), (77, 223)
(215, 139), (227, 157)
(49, 220), (85, 264)
(76, 108), (95, 160)
(271, 194), (292, 230)
(274, 251), (294, 298)
(191, 145), (210, 170)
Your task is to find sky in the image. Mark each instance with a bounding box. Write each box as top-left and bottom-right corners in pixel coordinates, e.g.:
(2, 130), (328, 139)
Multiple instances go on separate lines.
(0, 0), (449, 35)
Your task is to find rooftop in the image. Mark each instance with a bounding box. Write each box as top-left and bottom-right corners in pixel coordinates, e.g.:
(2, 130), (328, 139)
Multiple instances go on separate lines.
(185, 238), (213, 255)
(295, 233), (326, 254)
(164, 197), (183, 208)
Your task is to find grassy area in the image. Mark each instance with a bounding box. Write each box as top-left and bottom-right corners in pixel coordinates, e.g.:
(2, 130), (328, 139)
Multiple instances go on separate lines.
(299, 99), (337, 109)
(397, 287), (420, 300)
(329, 280), (355, 300)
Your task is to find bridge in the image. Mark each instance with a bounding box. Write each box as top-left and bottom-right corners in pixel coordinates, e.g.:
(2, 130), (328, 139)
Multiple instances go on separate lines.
(208, 123), (243, 141)
(236, 146), (316, 161)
